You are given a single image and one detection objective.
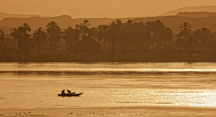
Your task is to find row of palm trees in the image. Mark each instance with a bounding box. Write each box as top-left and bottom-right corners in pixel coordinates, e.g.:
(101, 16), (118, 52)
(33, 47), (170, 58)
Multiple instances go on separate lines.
(0, 19), (215, 56)
(178, 22), (212, 45)
(177, 22), (216, 55)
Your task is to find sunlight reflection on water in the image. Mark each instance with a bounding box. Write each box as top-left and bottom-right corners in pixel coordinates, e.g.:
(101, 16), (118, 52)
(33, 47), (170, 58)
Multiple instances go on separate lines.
(0, 62), (216, 72)
(0, 62), (216, 109)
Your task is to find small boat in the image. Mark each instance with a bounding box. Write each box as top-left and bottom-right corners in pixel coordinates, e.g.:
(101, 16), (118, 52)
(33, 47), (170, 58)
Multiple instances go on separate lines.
(58, 92), (83, 97)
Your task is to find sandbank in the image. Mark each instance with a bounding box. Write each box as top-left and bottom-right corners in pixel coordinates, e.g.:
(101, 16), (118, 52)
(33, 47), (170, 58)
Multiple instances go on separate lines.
(1, 106), (216, 117)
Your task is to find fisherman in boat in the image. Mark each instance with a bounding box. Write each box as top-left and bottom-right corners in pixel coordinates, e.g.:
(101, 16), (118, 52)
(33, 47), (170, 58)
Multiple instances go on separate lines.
(61, 89), (65, 95)
(67, 90), (72, 94)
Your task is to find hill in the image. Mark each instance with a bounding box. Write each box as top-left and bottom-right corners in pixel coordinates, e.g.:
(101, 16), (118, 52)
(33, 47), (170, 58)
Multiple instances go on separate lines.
(0, 15), (133, 32)
(0, 12), (39, 21)
(0, 15), (74, 30)
(176, 12), (216, 18)
(1, 13), (216, 34)
(162, 5), (216, 16)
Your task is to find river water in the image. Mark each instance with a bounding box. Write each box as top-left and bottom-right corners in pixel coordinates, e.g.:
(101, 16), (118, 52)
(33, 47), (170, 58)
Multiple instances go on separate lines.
(0, 62), (216, 109)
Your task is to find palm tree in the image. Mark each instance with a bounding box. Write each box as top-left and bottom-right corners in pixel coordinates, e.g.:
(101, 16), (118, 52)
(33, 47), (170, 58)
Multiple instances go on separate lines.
(63, 26), (80, 53)
(0, 29), (5, 42)
(79, 20), (90, 38)
(179, 22), (192, 31)
(145, 20), (173, 51)
(108, 21), (116, 55)
(46, 21), (60, 34)
(33, 27), (47, 54)
(121, 20), (134, 55)
(194, 27), (211, 45)
(108, 19), (124, 55)
(98, 25), (109, 54)
(178, 22), (192, 41)
(178, 22), (195, 55)
(200, 27), (211, 44)
(46, 21), (62, 51)
(0, 29), (6, 52)
(132, 21), (147, 53)
(88, 27), (98, 39)
(162, 27), (173, 43)
(11, 23), (32, 54)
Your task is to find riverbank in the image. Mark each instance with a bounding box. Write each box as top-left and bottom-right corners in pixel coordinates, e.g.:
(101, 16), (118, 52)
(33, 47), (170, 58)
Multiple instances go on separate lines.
(1, 106), (216, 117)
(0, 54), (216, 62)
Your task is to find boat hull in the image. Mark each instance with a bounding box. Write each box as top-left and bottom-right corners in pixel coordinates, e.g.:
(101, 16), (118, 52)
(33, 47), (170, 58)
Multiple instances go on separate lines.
(58, 93), (82, 97)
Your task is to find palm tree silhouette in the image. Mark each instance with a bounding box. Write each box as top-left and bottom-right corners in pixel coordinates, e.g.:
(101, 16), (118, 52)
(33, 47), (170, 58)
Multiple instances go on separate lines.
(79, 20), (90, 38)
(178, 22), (192, 40)
(0, 30), (5, 42)
(179, 22), (192, 31)
(63, 26), (80, 54)
(177, 22), (193, 47)
(46, 21), (62, 51)
(11, 23), (31, 54)
(98, 25), (109, 55)
(108, 20), (124, 55)
(33, 27), (47, 54)
(145, 20), (173, 51)
(178, 22), (195, 55)
(194, 27), (211, 45)
(0, 30), (6, 51)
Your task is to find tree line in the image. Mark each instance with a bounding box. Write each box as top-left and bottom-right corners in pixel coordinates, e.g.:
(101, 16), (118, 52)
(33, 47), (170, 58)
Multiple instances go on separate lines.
(0, 19), (216, 58)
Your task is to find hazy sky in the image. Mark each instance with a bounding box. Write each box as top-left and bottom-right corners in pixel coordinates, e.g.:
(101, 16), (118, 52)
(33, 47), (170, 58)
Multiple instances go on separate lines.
(0, 0), (216, 18)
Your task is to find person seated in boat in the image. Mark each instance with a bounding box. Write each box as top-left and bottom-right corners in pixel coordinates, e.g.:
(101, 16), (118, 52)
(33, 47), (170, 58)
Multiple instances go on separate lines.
(61, 89), (65, 95)
(67, 90), (72, 94)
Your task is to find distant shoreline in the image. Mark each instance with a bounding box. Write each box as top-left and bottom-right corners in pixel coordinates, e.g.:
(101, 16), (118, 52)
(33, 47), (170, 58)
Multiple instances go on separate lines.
(0, 106), (216, 117)
(0, 54), (216, 62)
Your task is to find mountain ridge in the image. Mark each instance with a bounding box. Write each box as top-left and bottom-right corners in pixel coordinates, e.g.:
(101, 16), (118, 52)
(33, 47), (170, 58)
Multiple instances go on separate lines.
(162, 5), (216, 16)
(176, 11), (216, 17)
(2, 8), (216, 34)
(0, 15), (134, 31)
(0, 12), (40, 21)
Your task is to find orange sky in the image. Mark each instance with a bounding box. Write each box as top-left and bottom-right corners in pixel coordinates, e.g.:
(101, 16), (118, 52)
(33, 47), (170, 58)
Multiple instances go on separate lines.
(0, 0), (216, 18)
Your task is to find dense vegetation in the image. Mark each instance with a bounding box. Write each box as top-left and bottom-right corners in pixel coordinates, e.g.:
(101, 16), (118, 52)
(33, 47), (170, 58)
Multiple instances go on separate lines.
(0, 19), (216, 62)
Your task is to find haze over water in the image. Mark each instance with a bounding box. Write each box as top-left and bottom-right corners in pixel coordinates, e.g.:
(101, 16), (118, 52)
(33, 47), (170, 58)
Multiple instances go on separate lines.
(0, 62), (216, 109)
